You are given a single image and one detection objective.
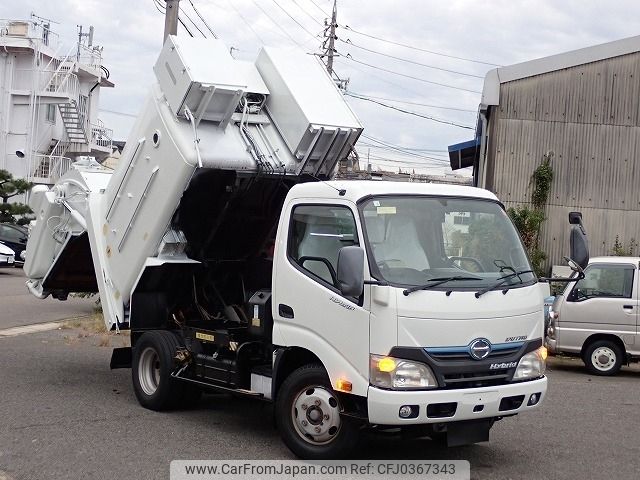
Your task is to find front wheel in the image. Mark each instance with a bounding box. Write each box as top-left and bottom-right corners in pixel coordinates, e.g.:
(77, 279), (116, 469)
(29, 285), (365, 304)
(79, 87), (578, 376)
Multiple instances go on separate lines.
(276, 364), (359, 459)
(583, 340), (623, 376)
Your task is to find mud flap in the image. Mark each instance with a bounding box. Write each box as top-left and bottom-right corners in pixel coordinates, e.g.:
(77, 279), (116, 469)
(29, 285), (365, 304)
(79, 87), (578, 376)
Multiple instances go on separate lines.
(110, 347), (132, 369)
(446, 419), (492, 447)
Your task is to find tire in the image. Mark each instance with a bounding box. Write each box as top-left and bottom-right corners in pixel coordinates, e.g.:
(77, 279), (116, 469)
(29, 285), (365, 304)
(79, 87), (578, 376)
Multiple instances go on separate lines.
(583, 340), (623, 376)
(132, 330), (194, 410)
(275, 364), (359, 459)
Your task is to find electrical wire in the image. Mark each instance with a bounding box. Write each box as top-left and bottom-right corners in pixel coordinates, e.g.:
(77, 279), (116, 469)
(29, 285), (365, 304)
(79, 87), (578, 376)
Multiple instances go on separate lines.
(152, 0), (195, 37)
(270, 0), (321, 41)
(251, 0), (306, 47)
(341, 24), (502, 67)
(361, 134), (452, 163)
(225, 0), (264, 44)
(339, 38), (484, 79)
(345, 91), (476, 113)
(341, 53), (482, 94)
(187, 0), (218, 38)
(291, 0), (324, 27)
(180, 5), (207, 37)
(307, 0), (330, 17)
(346, 92), (475, 130)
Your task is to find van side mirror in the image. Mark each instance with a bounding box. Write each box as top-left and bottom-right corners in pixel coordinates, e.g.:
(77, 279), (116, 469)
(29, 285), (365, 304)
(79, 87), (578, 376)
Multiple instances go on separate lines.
(568, 211), (589, 270)
(336, 246), (365, 297)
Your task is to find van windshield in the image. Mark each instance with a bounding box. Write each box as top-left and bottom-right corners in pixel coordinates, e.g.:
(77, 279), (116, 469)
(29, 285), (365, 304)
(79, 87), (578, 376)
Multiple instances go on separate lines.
(360, 196), (536, 290)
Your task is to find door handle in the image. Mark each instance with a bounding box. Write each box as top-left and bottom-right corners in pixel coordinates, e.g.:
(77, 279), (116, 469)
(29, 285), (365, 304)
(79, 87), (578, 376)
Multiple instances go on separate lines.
(623, 305), (634, 310)
(278, 304), (295, 319)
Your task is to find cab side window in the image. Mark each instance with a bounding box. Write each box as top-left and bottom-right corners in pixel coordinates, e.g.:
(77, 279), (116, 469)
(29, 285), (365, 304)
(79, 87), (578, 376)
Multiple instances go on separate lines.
(571, 265), (635, 301)
(288, 205), (358, 288)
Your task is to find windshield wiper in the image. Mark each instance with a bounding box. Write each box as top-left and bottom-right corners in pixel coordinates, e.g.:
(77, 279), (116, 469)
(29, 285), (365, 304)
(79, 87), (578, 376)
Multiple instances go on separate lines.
(403, 276), (482, 296)
(475, 270), (534, 298)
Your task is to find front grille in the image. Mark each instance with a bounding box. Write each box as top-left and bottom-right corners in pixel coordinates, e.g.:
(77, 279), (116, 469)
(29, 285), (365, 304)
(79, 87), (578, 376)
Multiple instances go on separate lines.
(426, 342), (523, 362)
(442, 369), (510, 389)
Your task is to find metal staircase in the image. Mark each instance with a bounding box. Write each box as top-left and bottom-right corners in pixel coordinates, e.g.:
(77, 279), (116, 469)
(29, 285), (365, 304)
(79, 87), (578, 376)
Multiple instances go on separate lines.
(58, 96), (88, 144)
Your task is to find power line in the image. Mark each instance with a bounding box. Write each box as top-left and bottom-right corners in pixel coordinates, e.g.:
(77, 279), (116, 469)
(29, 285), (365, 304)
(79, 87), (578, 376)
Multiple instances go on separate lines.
(306, 0), (329, 17)
(347, 91), (476, 113)
(251, 0), (305, 47)
(359, 142), (450, 157)
(341, 53), (481, 94)
(100, 108), (137, 117)
(180, 5), (207, 37)
(270, 0), (321, 41)
(187, 0), (218, 38)
(291, 0), (324, 27)
(339, 38), (484, 79)
(346, 91), (475, 129)
(341, 25), (502, 67)
(225, 0), (264, 44)
(360, 134), (452, 164)
(153, 0), (195, 37)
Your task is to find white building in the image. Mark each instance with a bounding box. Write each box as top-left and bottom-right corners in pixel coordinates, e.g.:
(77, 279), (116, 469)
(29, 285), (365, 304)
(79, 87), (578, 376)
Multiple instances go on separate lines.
(0, 17), (114, 187)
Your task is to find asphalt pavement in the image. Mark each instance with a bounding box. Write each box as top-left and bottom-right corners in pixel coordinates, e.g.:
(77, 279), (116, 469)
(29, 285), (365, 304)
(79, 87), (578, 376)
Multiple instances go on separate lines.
(1, 270), (639, 479)
(0, 323), (639, 480)
(0, 269), (95, 329)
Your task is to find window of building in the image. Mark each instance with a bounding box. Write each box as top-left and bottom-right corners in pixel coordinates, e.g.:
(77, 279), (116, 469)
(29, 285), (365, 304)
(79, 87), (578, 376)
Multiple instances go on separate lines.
(288, 205), (358, 288)
(45, 104), (56, 123)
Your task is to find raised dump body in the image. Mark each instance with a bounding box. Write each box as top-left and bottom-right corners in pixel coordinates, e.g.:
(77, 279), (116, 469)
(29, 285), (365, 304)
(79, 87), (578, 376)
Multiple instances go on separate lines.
(24, 35), (362, 331)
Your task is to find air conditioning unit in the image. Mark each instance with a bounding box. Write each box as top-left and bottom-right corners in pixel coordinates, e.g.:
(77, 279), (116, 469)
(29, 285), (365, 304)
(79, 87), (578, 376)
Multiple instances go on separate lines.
(7, 22), (29, 37)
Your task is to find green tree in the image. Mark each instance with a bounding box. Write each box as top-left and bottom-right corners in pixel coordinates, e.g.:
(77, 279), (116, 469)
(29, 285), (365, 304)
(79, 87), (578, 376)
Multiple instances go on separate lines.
(507, 152), (554, 277)
(0, 169), (33, 224)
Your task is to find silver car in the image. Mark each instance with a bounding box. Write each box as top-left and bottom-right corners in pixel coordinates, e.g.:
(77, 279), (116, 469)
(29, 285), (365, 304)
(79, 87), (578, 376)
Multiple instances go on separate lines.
(546, 256), (639, 375)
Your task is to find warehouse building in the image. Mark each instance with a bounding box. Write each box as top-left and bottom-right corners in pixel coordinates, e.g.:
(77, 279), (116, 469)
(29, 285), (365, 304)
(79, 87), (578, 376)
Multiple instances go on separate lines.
(449, 35), (640, 270)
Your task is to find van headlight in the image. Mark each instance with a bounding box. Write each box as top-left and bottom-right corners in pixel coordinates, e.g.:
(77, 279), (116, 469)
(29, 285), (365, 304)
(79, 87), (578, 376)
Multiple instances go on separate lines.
(513, 347), (547, 380)
(370, 355), (437, 390)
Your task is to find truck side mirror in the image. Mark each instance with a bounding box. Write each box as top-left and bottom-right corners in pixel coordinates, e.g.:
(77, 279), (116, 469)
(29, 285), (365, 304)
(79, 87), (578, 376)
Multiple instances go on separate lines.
(568, 211), (589, 270)
(336, 246), (365, 297)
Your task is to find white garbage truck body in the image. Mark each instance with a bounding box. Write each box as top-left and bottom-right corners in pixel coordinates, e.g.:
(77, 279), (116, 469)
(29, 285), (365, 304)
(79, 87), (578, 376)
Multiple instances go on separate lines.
(24, 36), (553, 458)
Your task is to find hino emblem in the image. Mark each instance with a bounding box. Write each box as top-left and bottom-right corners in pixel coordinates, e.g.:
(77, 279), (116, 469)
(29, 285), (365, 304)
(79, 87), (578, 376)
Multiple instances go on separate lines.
(469, 338), (492, 360)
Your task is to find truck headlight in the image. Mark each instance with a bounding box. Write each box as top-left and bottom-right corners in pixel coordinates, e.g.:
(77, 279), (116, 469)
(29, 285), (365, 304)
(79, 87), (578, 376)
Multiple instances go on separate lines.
(513, 347), (547, 380)
(370, 355), (437, 390)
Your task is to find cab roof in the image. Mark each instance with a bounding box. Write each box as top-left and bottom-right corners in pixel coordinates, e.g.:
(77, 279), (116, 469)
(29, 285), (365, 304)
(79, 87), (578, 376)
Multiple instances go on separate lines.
(288, 180), (499, 204)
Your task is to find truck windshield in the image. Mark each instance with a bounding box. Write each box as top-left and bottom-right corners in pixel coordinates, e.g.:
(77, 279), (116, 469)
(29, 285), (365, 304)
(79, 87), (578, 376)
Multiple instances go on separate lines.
(360, 196), (536, 290)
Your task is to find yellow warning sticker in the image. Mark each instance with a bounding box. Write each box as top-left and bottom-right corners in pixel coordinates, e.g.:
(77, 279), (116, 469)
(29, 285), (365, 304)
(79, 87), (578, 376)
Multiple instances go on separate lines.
(376, 206), (397, 214)
(195, 332), (215, 342)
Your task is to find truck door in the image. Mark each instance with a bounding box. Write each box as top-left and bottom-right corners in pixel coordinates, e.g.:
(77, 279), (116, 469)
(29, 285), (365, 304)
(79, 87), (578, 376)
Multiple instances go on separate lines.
(560, 262), (637, 348)
(273, 202), (371, 393)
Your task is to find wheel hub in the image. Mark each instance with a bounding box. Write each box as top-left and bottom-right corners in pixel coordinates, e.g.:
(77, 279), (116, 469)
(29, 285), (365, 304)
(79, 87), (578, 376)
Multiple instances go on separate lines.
(592, 347), (615, 371)
(138, 347), (161, 396)
(292, 386), (341, 445)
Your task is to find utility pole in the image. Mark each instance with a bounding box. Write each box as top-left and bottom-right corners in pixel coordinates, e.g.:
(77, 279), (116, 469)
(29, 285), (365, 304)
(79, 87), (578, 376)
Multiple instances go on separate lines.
(325, 0), (338, 76)
(164, 0), (181, 41)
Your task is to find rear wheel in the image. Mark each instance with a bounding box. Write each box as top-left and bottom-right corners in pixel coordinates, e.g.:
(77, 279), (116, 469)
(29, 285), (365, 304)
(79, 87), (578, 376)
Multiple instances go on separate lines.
(583, 340), (623, 376)
(132, 331), (200, 410)
(276, 364), (359, 459)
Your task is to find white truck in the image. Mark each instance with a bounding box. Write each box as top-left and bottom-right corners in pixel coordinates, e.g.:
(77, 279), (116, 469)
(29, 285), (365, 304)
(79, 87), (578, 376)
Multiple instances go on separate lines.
(23, 36), (585, 459)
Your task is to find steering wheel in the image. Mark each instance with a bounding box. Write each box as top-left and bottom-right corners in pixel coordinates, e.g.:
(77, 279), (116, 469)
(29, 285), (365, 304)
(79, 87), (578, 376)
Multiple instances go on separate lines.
(449, 256), (485, 273)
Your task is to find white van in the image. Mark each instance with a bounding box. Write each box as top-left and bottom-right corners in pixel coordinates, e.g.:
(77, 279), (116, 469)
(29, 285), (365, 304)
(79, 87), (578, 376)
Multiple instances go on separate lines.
(546, 256), (639, 375)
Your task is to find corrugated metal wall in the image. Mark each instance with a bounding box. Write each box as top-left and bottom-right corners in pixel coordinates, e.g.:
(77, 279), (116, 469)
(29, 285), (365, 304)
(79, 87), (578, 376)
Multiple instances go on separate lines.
(486, 52), (640, 270)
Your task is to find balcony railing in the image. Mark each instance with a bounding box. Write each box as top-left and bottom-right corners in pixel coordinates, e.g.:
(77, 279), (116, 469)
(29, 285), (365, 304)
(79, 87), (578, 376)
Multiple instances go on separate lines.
(12, 68), (79, 101)
(90, 122), (113, 150)
(30, 154), (73, 184)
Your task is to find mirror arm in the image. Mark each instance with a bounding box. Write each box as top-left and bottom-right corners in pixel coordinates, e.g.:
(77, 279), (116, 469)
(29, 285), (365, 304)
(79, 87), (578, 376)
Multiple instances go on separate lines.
(364, 280), (388, 286)
(539, 271), (585, 283)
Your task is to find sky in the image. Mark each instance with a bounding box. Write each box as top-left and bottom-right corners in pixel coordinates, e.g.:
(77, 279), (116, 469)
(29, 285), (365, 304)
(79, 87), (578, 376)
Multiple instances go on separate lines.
(5, 0), (640, 175)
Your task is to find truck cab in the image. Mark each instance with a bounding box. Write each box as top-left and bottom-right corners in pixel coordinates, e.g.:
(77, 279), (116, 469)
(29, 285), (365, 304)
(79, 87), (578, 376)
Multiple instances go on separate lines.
(547, 256), (640, 375)
(268, 181), (548, 456)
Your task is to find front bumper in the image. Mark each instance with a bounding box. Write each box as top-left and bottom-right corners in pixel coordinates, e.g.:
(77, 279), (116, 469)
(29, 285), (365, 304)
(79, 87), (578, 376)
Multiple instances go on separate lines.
(367, 376), (547, 425)
(545, 337), (557, 354)
(0, 255), (14, 267)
